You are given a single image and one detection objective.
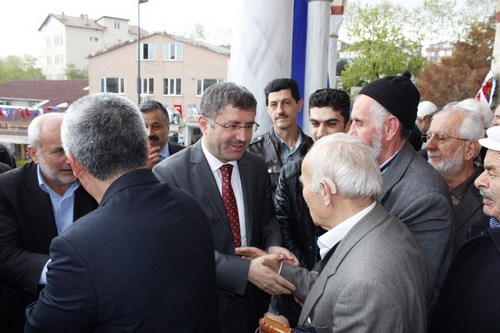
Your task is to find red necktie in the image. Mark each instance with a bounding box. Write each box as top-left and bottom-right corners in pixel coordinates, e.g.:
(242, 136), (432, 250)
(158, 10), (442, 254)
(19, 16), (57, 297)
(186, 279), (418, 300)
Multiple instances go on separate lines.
(220, 164), (241, 247)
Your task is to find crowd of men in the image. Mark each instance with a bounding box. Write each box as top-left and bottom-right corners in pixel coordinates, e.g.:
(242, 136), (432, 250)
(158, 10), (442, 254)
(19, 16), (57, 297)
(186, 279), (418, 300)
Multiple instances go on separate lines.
(0, 74), (499, 333)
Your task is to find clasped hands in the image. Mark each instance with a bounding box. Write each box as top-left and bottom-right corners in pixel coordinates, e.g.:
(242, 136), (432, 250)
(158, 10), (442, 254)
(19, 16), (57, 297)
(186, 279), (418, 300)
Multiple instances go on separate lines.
(236, 246), (299, 296)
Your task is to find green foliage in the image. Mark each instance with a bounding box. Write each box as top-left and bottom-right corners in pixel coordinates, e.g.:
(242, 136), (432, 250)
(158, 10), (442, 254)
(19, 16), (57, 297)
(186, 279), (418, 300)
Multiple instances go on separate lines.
(64, 63), (88, 79)
(341, 2), (426, 92)
(0, 55), (44, 83)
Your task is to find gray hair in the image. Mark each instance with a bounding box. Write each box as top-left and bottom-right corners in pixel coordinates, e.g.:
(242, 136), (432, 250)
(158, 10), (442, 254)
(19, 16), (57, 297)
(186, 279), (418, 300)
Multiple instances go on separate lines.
(61, 93), (148, 181)
(432, 106), (485, 141)
(200, 82), (257, 119)
(432, 106), (485, 157)
(306, 133), (383, 200)
(27, 113), (65, 148)
(456, 98), (493, 129)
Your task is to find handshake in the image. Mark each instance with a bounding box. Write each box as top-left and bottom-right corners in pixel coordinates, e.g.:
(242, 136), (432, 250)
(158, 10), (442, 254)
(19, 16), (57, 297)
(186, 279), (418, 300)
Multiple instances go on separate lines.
(236, 246), (299, 296)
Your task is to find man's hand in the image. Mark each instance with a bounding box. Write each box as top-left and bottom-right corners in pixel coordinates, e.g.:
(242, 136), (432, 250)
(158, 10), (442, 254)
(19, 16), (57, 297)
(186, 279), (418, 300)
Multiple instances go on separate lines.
(235, 246), (267, 259)
(248, 254), (295, 295)
(267, 246), (299, 266)
(236, 246), (299, 266)
(259, 312), (291, 332)
(147, 146), (161, 169)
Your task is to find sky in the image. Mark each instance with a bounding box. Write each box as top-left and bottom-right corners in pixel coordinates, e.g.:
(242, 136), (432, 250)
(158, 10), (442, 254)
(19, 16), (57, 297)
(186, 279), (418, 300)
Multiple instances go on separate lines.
(0, 0), (460, 58)
(1, 0), (236, 57)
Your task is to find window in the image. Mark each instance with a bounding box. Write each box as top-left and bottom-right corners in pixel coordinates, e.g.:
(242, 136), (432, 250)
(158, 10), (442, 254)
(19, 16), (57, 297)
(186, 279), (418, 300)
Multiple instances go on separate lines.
(140, 43), (156, 60)
(114, 21), (120, 30)
(163, 78), (182, 96)
(141, 78), (154, 95)
(100, 77), (125, 94)
(54, 35), (63, 46)
(90, 36), (99, 42)
(46, 56), (52, 66)
(196, 78), (222, 96)
(54, 55), (64, 64)
(163, 43), (183, 61)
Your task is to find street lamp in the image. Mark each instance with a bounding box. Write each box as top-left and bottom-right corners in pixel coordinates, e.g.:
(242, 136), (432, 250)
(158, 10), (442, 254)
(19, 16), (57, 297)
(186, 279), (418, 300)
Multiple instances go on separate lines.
(137, 0), (148, 105)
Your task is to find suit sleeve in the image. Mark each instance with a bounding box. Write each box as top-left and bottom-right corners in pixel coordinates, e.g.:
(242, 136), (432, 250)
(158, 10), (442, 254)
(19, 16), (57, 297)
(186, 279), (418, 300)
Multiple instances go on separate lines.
(280, 264), (318, 302)
(25, 235), (97, 333)
(0, 189), (49, 296)
(397, 192), (453, 307)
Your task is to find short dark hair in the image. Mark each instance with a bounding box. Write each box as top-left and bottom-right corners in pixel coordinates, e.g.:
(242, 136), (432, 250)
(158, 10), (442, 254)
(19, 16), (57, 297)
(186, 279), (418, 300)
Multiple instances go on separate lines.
(264, 78), (301, 106)
(139, 100), (169, 124)
(309, 88), (351, 122)
(200, 82), (257, 119)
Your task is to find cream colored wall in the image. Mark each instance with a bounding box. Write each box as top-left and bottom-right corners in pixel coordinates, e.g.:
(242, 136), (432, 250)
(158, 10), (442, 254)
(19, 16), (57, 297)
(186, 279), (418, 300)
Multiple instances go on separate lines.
(88, 34), (229, 111)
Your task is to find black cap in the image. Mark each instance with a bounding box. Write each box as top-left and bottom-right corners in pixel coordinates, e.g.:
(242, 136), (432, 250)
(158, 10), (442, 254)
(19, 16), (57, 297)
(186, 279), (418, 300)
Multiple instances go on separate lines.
(359, 71), (420, 129)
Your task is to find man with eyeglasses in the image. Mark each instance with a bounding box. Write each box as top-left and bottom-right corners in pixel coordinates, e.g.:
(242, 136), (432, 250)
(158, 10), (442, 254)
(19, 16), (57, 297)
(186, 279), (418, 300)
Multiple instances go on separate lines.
(425, 106), (488, 250)
(348, 72), (454, 316)
(429, 125), (500, 333)
(248, 78), (313, 198)
(153, 82), (298, 333)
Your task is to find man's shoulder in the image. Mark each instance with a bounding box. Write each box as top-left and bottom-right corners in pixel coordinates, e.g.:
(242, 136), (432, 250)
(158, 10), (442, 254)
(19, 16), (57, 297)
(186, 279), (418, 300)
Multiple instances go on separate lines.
(0, 162), (35, 185)
(249, 131), (271, 146)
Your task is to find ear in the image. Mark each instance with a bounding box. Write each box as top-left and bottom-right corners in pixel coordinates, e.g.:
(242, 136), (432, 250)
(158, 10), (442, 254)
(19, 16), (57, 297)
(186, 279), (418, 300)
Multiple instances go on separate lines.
(198, 116), (209, 135)
(297, 99), (303, 113)
(66, 152), (84, 178)
(27, 145), (39, 163)
(384, 116), (400, 141)
(464, 140), (479, 161)
(320, 177), (337, 206)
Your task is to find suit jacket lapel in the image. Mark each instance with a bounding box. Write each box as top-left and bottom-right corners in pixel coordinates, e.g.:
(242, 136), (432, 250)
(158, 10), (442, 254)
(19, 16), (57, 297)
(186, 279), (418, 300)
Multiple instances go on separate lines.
(238, 154), (254, 243)
(380, 143), (413, 202)
(298, 203), (387, 324)
(191, 142), (235, 242)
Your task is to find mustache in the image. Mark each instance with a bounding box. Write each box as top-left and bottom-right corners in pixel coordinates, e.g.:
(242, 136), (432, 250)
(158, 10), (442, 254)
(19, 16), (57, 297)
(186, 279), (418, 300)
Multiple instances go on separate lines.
(148, 135), (159, 142)
(480, 189), (496, 201)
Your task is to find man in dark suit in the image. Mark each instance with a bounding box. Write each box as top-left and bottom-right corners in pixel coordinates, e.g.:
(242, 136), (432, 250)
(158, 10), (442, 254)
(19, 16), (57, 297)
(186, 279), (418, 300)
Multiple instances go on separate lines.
(348, 72), (454, 314)
(25, 93), (218, 332)
(0, 113), (97, 333)
(153, 82), (296, 333)
(430, 126), (500, 333)
(426, 106), (487, 250)
(139, 100), (184, 168)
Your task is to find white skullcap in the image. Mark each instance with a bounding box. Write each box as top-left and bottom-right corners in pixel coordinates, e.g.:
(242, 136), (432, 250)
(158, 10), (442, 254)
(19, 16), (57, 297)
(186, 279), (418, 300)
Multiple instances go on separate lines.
(480, 126), (500, 152)
(417, 101), (438, 118)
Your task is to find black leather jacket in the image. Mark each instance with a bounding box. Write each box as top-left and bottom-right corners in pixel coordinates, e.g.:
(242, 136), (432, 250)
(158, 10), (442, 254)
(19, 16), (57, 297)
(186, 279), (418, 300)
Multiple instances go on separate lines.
(248, 129), (313, 195)
(274, 159), (324, 270)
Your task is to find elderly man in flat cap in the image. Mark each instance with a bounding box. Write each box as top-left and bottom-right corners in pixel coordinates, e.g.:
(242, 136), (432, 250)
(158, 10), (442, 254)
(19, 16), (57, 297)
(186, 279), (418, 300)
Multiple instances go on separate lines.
(429, 126), (500, 333)
(348, 72), (454, 316)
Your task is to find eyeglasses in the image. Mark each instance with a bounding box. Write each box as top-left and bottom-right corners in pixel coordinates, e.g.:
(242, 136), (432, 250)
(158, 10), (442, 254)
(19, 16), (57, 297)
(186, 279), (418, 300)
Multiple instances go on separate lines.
(207, 117), (260, 132)
(422, 132), (470, 144)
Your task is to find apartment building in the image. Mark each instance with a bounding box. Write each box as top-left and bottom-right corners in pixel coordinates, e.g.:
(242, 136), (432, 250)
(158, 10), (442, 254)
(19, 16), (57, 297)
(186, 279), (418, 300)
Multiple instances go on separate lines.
(38, 13), (146, 80)
(88, 32), (229, 145)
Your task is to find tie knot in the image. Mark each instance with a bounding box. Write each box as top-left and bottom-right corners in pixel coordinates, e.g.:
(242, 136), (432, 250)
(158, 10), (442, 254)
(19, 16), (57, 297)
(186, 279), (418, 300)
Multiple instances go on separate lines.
(220, 164), (233, 179)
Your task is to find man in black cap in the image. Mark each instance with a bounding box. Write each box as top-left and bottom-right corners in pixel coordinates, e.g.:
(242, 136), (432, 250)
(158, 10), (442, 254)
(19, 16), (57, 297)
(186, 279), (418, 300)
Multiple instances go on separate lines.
(348, 72), (454, 316)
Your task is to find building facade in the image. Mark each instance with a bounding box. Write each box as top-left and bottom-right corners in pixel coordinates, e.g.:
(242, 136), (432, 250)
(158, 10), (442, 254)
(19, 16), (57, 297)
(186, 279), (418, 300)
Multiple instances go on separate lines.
(88, 32), (229, 145)
(38, 13), (145, 80)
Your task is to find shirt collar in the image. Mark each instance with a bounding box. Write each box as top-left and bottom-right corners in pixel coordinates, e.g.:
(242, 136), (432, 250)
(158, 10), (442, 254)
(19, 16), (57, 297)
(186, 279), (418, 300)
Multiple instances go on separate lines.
(37, 164), (80, 196)
(317, 201), (376, 258)
(159, 143), (170, 160)
(201, 137), (238, 172)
